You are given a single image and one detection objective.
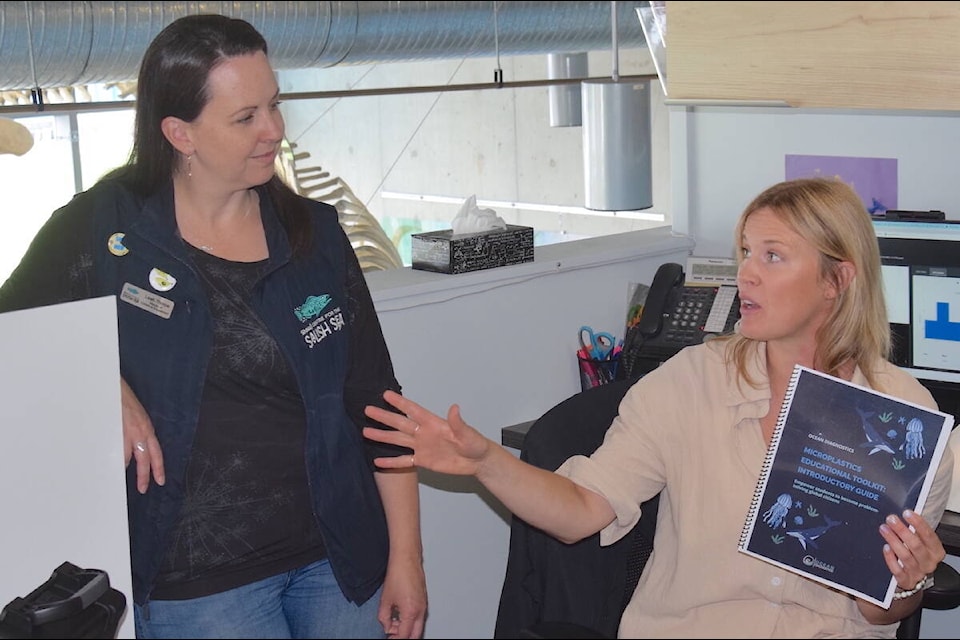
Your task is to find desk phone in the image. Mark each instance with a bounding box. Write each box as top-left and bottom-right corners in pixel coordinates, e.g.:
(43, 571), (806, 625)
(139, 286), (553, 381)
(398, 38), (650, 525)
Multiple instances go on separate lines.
(622, 260), (741, 378)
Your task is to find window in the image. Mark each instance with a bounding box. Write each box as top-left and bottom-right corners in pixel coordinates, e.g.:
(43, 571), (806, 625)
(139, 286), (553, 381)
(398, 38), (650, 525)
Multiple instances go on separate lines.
(1, 50), (669, 279)
(278, 53), (669, 266)
(0, 109), (134, 283)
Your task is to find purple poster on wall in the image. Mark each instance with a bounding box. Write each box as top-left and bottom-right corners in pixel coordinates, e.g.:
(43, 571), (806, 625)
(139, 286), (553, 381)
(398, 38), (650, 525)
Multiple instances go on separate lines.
(785, 154), (898, 215)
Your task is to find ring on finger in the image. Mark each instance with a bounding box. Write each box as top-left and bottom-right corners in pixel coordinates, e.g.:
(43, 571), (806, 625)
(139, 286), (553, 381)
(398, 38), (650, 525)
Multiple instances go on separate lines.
(413, 423), (420, 433)
(135, 441), (147, 453)
(410, 454), (416, 467)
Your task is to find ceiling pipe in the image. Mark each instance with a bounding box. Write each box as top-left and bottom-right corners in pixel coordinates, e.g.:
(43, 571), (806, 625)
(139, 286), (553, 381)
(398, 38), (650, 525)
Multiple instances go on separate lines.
(0, 1), (647, 92)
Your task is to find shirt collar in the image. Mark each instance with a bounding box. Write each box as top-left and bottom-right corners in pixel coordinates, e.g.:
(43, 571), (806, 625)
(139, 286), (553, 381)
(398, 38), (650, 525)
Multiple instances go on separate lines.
(720, 340), (774, 427)
(131, 182), (292, 264)
(722, 340), (869, 421)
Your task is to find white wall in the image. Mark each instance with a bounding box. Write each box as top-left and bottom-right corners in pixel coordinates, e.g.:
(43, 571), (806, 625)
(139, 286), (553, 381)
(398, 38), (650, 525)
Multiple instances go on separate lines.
(672, 105), (960, 259)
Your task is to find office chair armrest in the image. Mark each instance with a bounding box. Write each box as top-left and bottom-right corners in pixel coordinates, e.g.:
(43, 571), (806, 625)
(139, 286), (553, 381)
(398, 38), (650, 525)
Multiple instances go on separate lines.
(896, 561), (960, 639)
(921, 561), (960, 610)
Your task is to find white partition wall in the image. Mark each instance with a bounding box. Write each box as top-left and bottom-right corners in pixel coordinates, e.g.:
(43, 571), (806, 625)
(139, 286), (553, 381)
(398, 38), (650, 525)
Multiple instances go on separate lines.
(671, 105), (960, 259)
(0, 296), (133, 639)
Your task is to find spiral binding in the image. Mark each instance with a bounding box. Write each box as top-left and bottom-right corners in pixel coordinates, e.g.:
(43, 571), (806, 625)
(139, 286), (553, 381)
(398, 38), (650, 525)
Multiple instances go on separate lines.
(738, 364), (804, 550)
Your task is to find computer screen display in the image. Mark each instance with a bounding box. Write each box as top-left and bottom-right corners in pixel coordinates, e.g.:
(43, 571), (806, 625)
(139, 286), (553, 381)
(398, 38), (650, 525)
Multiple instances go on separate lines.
(872, 219), (960, 384)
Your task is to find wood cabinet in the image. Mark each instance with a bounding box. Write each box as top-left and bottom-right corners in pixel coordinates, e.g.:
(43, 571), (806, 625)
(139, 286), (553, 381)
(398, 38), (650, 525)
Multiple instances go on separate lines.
(667, 1), (960, 111)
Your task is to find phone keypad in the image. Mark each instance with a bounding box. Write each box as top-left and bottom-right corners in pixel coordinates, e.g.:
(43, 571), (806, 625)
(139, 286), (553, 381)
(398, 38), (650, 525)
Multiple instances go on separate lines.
(663, 286), (738, 346)
(704, 285), (739, 333)
(623, 282), (742, 378)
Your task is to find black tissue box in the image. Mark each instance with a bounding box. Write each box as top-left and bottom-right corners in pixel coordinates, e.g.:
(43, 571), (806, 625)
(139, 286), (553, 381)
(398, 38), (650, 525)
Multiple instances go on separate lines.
(411, 225), (534, 274)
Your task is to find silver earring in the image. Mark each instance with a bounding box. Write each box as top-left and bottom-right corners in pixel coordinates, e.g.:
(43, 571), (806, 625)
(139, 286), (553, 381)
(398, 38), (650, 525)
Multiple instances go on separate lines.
(187, 155), (192, 178)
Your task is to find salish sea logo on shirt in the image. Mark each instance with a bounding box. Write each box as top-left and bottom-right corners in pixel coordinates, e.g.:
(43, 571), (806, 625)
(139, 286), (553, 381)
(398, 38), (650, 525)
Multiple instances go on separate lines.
(299, 306), (346, 349)
(294, 294), (332, 322)
(294, 294), (343, 349)
(107, 232), (129, 256)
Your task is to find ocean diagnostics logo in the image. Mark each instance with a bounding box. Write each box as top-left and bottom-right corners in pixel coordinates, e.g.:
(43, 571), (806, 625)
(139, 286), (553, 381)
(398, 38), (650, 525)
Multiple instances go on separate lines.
(802, 554), (836, 574)
(294, 294), (332, 322)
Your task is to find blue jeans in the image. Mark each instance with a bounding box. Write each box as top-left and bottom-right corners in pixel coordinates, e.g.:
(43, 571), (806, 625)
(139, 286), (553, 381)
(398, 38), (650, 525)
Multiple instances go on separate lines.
(133, 560), (384, 639)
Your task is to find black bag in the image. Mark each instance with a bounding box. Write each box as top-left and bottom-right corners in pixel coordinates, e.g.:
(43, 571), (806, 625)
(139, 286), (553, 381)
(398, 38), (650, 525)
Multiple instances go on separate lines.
(0, 562), (126, 639)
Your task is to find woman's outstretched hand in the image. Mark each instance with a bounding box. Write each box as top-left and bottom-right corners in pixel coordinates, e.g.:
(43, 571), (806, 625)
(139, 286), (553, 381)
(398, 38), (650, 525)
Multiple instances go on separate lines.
(364, 390), (491, 476)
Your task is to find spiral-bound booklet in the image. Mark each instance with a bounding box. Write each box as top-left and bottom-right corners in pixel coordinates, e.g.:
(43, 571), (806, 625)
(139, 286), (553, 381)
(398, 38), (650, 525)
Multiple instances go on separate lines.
(738, 365), (954, 608)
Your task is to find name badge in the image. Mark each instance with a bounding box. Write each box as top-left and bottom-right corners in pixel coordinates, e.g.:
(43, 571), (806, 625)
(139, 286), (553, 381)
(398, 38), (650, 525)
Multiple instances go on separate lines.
(120, 282), (174, 319)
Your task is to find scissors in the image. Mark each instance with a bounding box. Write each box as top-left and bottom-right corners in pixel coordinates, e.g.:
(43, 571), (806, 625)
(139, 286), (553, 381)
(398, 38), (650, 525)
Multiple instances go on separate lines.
(579, 325), (616, 360)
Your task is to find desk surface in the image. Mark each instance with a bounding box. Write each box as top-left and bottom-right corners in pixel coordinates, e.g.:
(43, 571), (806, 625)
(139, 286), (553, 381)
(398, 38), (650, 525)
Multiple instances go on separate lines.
(502, 422), (960, 556)
(502, 420), (534, 451)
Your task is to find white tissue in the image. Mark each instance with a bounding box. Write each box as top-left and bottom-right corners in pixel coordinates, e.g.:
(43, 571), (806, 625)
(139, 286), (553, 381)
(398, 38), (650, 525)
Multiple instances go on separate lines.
(450, 195), (507, 235)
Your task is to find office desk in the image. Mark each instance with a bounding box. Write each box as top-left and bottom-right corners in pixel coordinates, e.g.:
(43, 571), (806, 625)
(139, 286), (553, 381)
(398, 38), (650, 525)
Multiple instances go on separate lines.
(501, 420), (534, 451)
(502, 423), (960, 556)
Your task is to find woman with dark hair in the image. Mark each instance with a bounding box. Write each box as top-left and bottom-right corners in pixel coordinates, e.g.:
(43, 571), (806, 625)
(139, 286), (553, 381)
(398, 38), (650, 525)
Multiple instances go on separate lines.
(0, 14), (426, 639)
(364, 178), (955, 638)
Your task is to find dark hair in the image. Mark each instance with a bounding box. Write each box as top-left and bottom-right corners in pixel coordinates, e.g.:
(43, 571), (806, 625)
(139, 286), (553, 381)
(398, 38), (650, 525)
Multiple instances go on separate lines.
(109, 14), (311, 253)
(123, 14), (266, 193)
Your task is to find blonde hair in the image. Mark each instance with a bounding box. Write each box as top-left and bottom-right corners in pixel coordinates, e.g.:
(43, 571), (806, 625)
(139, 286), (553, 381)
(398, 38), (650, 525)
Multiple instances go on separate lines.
(724, 177), (890, 389)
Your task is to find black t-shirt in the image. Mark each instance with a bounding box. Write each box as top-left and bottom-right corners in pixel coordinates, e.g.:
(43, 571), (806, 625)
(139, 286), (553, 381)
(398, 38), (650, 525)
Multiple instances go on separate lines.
(151, 245), (325, 600)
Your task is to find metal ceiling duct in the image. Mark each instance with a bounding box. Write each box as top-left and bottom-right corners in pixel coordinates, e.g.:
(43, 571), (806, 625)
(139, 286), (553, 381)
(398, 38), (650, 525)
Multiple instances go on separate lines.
(0, 1), (647, 91)
(582, 78), (651, 211)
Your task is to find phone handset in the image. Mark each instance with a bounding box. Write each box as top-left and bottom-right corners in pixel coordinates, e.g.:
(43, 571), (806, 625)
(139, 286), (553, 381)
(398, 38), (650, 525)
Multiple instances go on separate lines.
(636, 262), (684, 338)
(621, 262), (683, 379)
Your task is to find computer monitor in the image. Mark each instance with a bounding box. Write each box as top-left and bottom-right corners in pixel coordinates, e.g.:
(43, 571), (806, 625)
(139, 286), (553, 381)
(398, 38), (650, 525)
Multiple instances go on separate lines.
(872, 219), (960, 387)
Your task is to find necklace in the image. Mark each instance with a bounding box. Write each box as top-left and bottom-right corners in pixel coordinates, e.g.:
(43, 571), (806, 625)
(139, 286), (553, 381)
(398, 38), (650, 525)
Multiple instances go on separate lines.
(188, 192), (257, 253)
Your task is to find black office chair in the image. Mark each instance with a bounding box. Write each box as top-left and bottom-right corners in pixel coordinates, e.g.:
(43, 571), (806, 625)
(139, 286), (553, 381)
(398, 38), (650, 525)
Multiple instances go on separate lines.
(896, 560), (960, 639)
(494, 379), (960, 640)
(494, 377), (652, 639)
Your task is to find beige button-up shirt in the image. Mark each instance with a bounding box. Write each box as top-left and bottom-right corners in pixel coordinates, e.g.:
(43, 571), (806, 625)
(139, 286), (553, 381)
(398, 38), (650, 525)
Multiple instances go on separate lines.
(556, 340), (955, 638)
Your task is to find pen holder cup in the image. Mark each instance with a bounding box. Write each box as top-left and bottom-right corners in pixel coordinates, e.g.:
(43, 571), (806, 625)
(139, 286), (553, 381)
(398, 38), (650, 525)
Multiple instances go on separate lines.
(578, 353), (622, 391)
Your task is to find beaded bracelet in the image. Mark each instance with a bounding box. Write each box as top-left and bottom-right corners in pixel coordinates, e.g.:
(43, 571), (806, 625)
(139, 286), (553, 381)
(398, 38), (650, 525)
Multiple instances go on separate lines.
(891, 575), (935, 600)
